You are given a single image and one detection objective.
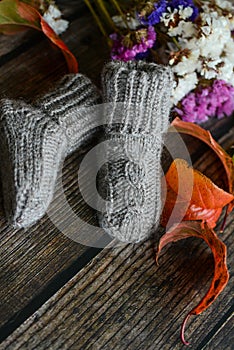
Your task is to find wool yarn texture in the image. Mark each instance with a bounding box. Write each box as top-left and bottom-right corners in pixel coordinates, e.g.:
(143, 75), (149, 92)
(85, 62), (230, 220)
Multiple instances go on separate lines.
(99, 61), (174, 243)
(36, 74), (101, 155)
(0, 74), (100, 228)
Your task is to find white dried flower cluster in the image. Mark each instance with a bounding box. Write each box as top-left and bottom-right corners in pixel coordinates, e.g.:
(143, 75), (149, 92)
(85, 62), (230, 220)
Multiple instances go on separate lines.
(43, 4), (69, 35)
(215, 0), (234, 11)
(160, 5), (193, 28)
(161, 2), (234, 104)
(160, 7), (178, 27)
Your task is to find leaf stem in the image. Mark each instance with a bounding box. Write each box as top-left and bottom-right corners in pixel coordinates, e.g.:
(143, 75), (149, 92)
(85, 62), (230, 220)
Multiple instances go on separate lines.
(180, 313), (192, 347)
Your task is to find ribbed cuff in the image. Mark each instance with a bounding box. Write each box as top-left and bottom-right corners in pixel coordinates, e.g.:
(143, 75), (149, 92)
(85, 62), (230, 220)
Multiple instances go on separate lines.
(102, 61), (174, 135)
(36, 74), (101, 123)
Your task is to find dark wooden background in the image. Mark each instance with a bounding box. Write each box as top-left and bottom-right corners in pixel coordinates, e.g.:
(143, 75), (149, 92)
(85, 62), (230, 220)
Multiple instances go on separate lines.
(0, 1), (233, 349)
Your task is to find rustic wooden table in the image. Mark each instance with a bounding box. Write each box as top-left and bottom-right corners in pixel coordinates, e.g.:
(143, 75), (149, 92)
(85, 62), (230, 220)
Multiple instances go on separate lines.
(0, 1), (233, 349)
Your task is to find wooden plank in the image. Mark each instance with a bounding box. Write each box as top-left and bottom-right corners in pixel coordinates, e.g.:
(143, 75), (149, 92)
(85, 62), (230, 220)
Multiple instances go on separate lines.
(0, 3), (233, 346)
(0, 32), (36, 58)
(200, 312), (234, 350)
(0, 6), (108, 339)
(0, 146), (103, 333)
(1, 131), (233, 349)
(0, 12), (109, 100)
(1, 218), (232, 349)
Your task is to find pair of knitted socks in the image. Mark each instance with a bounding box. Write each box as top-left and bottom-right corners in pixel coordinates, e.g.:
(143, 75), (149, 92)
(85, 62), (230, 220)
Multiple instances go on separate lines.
(0, 61), (173, 243)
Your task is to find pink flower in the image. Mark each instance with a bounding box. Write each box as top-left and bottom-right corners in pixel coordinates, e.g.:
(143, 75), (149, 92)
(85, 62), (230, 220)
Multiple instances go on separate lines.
(175, 80), (234, 123)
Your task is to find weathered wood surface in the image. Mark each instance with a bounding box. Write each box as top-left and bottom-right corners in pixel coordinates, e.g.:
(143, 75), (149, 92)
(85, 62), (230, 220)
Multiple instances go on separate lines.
(0, 148), (103, 334)
(0, 1), (108, 340)
(0, 129), (233, 349)
(0, 14), (108, 100)
(0, 1), (233, 348)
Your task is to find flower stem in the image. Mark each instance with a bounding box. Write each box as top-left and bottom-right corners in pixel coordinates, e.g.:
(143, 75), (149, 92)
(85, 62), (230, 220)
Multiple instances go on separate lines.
(83, 0), (111, 44)
(172, 36), (181, 50)
(110, 0), (130, 29)
(96, 0), (116, 31)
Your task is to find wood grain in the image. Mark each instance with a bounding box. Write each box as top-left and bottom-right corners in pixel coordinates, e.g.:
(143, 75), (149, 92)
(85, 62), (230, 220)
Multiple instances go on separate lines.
(0, 12), (109, 100)
(0, 1), (88, 61)
(0, 1), (233, 348)
(200, 312), (234, 350)
(0, 3), (108, 339)
(0, 146), (103, 333)
(0, 130), (233, 350)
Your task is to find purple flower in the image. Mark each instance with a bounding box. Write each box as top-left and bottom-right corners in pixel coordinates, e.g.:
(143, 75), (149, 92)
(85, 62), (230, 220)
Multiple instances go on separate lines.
(110, 26), (156, 62)
(175, 80), (234, 124)
(169, 0), (199, 21)
(138, 0), (167, 26)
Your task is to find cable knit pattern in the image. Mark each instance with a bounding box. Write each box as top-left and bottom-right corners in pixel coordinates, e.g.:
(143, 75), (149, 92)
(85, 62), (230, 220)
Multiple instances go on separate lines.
(99, 61), (174, 243)
(0, 74), (101, 228)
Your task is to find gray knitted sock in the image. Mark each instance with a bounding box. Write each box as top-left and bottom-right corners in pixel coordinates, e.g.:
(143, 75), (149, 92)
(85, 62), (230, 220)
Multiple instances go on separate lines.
(0, 74), (100, 228)
(36, 74), (101, 155)
(99, 61), (173, 243)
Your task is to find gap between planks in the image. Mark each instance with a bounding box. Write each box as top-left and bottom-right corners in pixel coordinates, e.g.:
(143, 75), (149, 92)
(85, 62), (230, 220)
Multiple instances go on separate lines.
(0, 130), (233, 349)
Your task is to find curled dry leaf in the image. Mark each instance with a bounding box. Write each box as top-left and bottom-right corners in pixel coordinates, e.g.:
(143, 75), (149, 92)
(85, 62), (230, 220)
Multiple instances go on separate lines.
(40, 18), (78, 74)
(161, 159), (234, 229)
(0, 0), (78, 73)
(171, 117), (234, 213)
(156, 221), (229, 346)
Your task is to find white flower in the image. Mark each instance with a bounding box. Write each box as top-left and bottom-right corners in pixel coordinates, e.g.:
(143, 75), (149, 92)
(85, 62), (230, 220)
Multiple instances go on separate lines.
(112, 15), (140, 30)
(201, 70), (217, 80)
(161, 4), (194, 27)
(201, 10), (218, 25)
(170, 49), (201, 76)
(160, 7), (178, 27)
(168, 20), (196, 38)
(200, 58), (221, 79)
(228, 15), (234, 31)
(178, 5), (193, 20)
(223, 39), (234, 62)
(172, 72), (198, 105)
(43, 5), (69, 35)
(217, 57), (234, 82)
(215, 0), (234, 11)
(198, 13), (231, 59)
(201, 25), (211, 36)
(199, 35), (223, 59)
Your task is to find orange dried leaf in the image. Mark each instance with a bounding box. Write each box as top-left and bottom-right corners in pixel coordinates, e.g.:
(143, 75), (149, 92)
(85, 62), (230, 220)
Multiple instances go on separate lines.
(161, 159), (234, 228)
(171, 117), (234, 213)
(40, 18), (78, 74)
(156, 221), (229, 346)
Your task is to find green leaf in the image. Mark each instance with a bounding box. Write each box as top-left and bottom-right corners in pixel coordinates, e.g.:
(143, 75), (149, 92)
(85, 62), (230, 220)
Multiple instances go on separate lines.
(0, 0), (78, 73)
(0, 0), (40, 33)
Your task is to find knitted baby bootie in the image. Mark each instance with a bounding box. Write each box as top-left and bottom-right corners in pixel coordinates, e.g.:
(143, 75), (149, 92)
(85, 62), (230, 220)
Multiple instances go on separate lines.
(99, 61), (173, 243)
(36, 74), (101, 155)
(0, 74), (100, 228)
